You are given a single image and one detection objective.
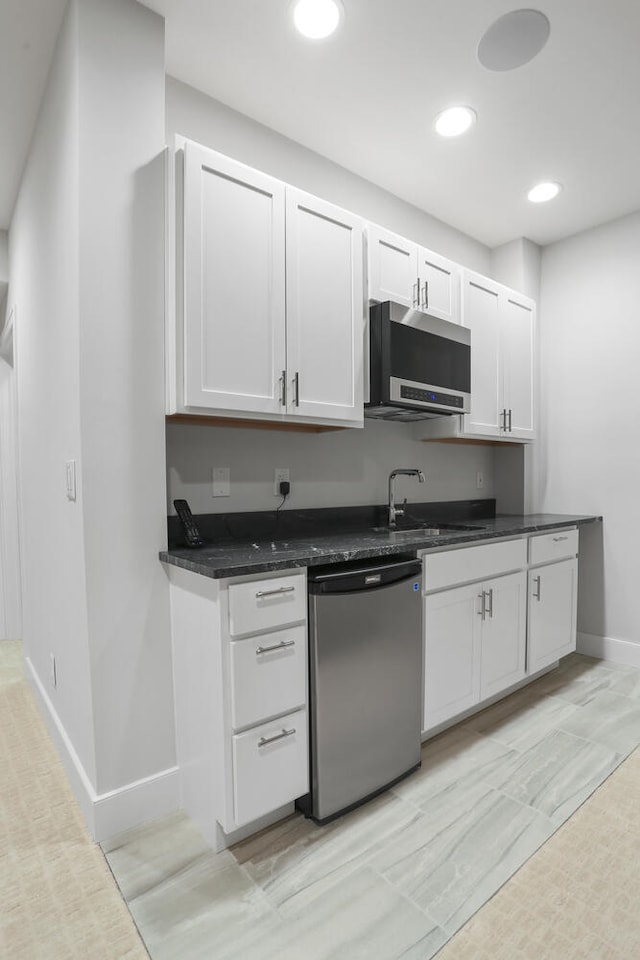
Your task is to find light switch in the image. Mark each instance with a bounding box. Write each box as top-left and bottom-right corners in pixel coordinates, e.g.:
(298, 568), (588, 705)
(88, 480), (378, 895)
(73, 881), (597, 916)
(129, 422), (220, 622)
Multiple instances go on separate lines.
(65, 460), (77, 501)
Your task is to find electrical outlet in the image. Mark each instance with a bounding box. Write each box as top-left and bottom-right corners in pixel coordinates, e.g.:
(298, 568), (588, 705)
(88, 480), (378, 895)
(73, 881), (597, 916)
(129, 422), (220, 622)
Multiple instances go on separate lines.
(50, 653), (57, 688)
(476, 471), (484, 489)
(212, 467), (230, 497)
(274, 467), (290, 496)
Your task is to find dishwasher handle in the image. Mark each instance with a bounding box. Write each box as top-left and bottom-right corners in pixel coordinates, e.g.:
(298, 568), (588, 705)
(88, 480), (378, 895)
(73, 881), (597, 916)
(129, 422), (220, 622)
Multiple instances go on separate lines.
(308, 557), (421, 595)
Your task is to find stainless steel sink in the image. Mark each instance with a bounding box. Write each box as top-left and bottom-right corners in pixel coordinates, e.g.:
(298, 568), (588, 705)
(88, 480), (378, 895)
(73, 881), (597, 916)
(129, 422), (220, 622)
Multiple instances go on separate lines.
(372, 522), (485, 537)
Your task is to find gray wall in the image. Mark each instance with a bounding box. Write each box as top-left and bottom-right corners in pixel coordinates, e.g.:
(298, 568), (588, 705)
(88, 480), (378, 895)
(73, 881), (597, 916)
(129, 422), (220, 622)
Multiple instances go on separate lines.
(536, 209), (640, 654)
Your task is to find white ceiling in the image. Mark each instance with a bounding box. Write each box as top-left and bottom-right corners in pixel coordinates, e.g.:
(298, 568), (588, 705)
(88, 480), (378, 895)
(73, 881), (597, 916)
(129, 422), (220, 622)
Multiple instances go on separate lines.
(3, 0), (640, 248)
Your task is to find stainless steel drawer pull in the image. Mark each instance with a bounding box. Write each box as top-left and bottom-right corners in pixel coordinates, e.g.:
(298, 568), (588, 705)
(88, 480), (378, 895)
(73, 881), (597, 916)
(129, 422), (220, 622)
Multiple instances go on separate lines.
(255, 586), (295, 598)
(533, 575), (541, 600)
(256, 640), (295, 655)
(258, 727), (296, 748)
(478, 592), (486, 620)
(553, 536), (569, 542)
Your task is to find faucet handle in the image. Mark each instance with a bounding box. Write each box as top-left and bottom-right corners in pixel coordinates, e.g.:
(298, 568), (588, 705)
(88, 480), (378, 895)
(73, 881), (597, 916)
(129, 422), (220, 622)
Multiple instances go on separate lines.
(396, 498), (407, 517)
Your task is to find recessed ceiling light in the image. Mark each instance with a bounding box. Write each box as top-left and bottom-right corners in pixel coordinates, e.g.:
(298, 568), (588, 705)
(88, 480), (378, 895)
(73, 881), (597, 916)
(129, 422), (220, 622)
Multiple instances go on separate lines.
(293, 0), (343, 39)
(434, 106), (476, 138)
(527, 181), (562, 203)
(478, 10), (550, 72)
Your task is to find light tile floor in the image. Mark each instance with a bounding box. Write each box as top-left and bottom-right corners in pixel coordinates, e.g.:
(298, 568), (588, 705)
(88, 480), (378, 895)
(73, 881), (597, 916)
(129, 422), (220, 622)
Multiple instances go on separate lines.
(104, 654), (640, 960)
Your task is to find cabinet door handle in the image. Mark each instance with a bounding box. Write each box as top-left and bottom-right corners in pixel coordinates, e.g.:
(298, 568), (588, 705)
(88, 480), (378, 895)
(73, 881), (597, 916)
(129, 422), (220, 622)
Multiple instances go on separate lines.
(422, 280), (429, 310)
(553, 535), (569, 542)
(501, 409), (507, 431)
(293, 371), (300, 406)
(533, 575), (541, 601)
(280, 369), (287, 407)
(255, 586), (295, 599)
(412, 279), (419, 308)
(255, 639), (295, 655)
(258, 727), (296, 748)
(478, 592), (486, 620)
(508, 408), (512, 432)
(487, 587), (494, 619)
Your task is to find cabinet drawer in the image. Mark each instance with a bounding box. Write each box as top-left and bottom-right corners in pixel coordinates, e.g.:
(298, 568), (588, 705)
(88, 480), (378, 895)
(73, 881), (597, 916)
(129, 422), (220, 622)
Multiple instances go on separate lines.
(232, 709), (309, 827)
(529, 528), (579, 566)
(423, 538), (527, 592)
(229, 626), (307, 730)
(228, 573), (306, 637)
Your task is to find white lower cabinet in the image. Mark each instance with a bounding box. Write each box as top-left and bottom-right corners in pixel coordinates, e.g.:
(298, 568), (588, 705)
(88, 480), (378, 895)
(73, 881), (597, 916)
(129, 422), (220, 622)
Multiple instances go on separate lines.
(480, 571), (527, 700)
(528, 557), (578, 673)
(422, 529), (577, 734)
(423, 567), (526, 732)
(423, 583), (481, 730)
(168, 566), (309, 850)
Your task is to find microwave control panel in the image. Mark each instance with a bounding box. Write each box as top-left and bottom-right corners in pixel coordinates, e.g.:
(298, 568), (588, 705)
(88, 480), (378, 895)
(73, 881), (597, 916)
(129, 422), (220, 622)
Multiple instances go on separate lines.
(400, 385), (465, 409)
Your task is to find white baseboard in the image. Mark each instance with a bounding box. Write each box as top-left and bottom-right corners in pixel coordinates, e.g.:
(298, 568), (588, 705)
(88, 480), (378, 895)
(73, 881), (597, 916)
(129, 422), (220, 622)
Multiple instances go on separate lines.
(25, 656), (179, 843)
(577, 631), (640, 668)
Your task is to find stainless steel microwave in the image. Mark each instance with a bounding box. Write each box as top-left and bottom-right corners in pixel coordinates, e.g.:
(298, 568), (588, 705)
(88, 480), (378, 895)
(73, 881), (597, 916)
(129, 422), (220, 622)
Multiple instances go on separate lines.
(365, 301), (471, 422)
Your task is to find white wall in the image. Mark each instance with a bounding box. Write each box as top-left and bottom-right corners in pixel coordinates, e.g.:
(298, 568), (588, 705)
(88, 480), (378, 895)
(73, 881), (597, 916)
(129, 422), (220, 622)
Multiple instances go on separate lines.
(0, 230), (7, 283)
(165, 78), (497, 515)
(76, 0), (174, 798)
(9, 0), (96, 782)
(537, 209), (640, 653)
(0, 345), (22, 641)
(9, 0), (175, 834)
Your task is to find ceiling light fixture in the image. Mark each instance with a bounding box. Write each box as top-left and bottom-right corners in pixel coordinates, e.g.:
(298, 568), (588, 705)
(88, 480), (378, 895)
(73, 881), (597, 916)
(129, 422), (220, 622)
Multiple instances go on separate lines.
(293, 0), (343, 39)
(527, 181), (562, 203)
(434, 106), (476, 138)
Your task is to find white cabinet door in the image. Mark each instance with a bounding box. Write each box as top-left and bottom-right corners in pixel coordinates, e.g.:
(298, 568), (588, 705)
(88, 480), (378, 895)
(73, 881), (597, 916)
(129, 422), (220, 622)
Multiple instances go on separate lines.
(480, 571), (527, 700)
(286, 189), (364, 424)
(502, 293), (535, 440)
(423, 583), (482, 731)
(183, 143), (286, 414)
(367, 225), (418, 307)
(416, 246), (461, 324)
(462, 272), (502, 437)
(528, 558), (578, 673)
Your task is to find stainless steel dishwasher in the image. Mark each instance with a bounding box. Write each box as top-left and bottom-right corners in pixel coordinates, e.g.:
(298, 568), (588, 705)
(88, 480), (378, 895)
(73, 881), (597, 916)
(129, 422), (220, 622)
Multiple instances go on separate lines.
(303, 555), (422, 823)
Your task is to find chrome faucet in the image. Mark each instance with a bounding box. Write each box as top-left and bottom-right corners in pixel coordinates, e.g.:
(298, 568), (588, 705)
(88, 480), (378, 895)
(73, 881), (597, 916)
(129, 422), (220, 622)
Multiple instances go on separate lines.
(388, 469), (426, 528)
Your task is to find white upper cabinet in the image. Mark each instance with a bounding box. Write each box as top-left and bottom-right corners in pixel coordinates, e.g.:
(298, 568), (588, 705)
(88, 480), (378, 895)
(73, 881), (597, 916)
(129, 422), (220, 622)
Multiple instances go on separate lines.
(462, 274), (502, 437)
(367, 224), (461, 324)
(285, 188), (364, 424)
(501, 292), (535, 440)
(183, 142), (286, 415)
(176, 142), (364, 427)
(367, 226), (417, 308)
(416, 246), (461, 324)
(461, 271), (535, 441)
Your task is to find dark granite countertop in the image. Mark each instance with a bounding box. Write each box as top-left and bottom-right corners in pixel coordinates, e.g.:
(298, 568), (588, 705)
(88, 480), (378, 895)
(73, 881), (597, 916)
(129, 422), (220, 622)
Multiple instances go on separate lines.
(160, 503), (601, 580)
